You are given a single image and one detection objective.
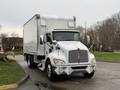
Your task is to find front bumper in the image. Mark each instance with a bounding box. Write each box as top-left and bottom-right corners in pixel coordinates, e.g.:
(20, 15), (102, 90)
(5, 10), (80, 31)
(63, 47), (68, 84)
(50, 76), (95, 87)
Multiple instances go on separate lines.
(53, 64), (96, 75)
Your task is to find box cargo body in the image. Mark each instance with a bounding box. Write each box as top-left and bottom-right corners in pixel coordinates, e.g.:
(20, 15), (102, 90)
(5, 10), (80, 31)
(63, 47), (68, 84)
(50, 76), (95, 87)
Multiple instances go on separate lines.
(23, 14), (75, 56)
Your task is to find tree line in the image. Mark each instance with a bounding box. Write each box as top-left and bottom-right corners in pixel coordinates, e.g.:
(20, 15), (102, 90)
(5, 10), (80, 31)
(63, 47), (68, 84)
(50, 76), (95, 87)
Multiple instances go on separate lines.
(78, 11), (120, 52)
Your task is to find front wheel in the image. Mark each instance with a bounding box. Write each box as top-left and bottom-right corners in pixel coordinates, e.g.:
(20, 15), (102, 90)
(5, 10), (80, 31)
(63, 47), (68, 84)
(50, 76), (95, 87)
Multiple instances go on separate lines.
(83, 71), (95, 78)
(46, 61), (56, 81)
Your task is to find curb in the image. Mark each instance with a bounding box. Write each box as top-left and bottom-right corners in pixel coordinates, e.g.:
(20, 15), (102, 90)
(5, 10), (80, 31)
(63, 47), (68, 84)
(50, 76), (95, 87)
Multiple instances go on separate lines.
(0, 74), (29, 90)
(0, 84), (18, 90)
(17, 74), (30, 86)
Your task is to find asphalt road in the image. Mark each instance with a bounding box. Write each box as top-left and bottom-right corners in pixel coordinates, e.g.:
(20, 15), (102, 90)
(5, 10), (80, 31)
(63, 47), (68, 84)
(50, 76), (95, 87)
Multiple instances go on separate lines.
(10, 55), (120, 90)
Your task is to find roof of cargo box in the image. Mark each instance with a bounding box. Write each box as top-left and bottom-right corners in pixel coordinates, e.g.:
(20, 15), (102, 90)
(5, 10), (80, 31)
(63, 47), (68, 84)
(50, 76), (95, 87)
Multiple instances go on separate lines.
(39, 15), (76, 30)
(24, 14), (76, 28)
(40, 15), (76, 20)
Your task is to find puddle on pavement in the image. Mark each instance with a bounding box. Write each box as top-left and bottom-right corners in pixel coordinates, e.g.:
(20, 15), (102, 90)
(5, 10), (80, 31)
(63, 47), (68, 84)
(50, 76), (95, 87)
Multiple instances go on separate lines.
(34, 81), (67, 90)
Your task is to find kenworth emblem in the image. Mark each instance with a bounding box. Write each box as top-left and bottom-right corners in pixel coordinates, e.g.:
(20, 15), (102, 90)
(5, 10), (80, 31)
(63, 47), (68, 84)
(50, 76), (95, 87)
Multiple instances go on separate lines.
(77, 48), (80, 59)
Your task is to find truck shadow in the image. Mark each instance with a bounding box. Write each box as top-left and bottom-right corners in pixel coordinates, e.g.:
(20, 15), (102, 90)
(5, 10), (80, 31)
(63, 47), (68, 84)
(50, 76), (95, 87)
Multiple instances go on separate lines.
(32, 68), (95, 90)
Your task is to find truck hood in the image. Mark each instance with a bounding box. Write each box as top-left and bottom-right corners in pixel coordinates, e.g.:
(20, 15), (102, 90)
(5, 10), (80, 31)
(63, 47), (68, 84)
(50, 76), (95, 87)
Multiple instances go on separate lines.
(57, 41), (88, 51)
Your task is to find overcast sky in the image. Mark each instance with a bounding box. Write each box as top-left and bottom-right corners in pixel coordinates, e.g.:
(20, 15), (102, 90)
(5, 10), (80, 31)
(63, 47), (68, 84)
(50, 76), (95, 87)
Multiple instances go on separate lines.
(0, 0), (120, 37)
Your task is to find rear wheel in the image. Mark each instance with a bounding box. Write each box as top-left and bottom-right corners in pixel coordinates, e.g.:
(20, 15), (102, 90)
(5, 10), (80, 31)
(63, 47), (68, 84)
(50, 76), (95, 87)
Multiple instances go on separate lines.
(27, 55), (37, 69)
(83, 71), (95, 78)
(46, 61), (56, 81)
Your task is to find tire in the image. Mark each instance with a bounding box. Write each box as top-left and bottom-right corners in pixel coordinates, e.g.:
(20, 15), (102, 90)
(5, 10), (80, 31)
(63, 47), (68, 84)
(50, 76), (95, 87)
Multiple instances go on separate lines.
(83, 71), (95, 78)
(46, 61), (55, 81)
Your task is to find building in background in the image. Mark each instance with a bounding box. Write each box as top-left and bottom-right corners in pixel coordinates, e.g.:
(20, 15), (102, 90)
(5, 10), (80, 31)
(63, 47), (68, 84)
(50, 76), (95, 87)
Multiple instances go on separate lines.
(1, 37), (23, 52)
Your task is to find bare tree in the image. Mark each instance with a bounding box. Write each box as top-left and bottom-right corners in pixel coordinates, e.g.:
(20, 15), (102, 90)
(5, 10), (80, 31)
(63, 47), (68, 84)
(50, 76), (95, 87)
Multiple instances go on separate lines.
(11, 32), (19, 37)
(0, 33), (8, 61)
(0, 33), (8, 38)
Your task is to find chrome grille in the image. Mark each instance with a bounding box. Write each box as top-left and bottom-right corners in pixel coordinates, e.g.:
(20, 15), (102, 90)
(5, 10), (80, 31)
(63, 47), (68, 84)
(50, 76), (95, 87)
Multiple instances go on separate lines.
(69, 50), (88, 63)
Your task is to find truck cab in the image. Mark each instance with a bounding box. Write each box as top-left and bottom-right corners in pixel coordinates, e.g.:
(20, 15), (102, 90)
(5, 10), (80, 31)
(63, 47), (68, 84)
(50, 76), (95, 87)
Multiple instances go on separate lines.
(39, 29), (96, 80)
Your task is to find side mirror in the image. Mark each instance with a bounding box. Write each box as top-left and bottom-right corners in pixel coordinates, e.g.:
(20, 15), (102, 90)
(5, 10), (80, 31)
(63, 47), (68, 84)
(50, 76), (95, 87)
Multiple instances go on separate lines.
(40, 36), (44, 44)
(89, 44), (93, 51)
(52, 40), (57, 45)
(56, 44), (60, 50)
(49, 41), (52, 44)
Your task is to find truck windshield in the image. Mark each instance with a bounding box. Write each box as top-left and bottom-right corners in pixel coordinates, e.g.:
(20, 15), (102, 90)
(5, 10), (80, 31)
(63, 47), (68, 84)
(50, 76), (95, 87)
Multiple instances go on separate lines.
(53, 31), (80, 41)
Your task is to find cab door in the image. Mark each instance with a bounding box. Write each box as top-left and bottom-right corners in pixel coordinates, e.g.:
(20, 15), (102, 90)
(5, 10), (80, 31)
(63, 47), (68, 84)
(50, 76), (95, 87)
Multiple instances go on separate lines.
(45, 33), (53, 55)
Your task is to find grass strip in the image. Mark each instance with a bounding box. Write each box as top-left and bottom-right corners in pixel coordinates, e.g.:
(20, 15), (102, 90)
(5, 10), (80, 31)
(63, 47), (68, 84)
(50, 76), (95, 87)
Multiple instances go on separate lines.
(0, 60), (25, 85)
(94, 52), (120, 62)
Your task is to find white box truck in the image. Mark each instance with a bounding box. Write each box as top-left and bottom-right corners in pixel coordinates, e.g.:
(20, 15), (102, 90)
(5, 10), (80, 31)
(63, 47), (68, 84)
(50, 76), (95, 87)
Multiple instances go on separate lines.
(23, 14), (96, 80)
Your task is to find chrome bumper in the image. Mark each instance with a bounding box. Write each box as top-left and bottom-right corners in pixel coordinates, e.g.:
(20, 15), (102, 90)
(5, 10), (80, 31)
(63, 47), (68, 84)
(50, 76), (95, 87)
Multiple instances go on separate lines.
(53, 64), (96, 75)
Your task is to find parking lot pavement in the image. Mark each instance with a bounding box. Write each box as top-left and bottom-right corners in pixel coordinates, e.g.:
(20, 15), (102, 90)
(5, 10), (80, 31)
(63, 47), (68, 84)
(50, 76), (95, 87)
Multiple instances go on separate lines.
(9, 55), (120, 90)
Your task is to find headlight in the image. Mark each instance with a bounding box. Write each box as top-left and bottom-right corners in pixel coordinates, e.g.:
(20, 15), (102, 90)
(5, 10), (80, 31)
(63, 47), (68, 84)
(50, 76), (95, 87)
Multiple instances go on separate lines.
(89, 53), (96, 65)
(91, 58), (96, 65)
(53, 58), (65, 65)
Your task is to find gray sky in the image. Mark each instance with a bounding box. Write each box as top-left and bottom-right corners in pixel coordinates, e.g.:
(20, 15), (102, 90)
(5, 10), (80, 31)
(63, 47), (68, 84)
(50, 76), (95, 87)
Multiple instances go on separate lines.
(0, 0), (120, 37)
